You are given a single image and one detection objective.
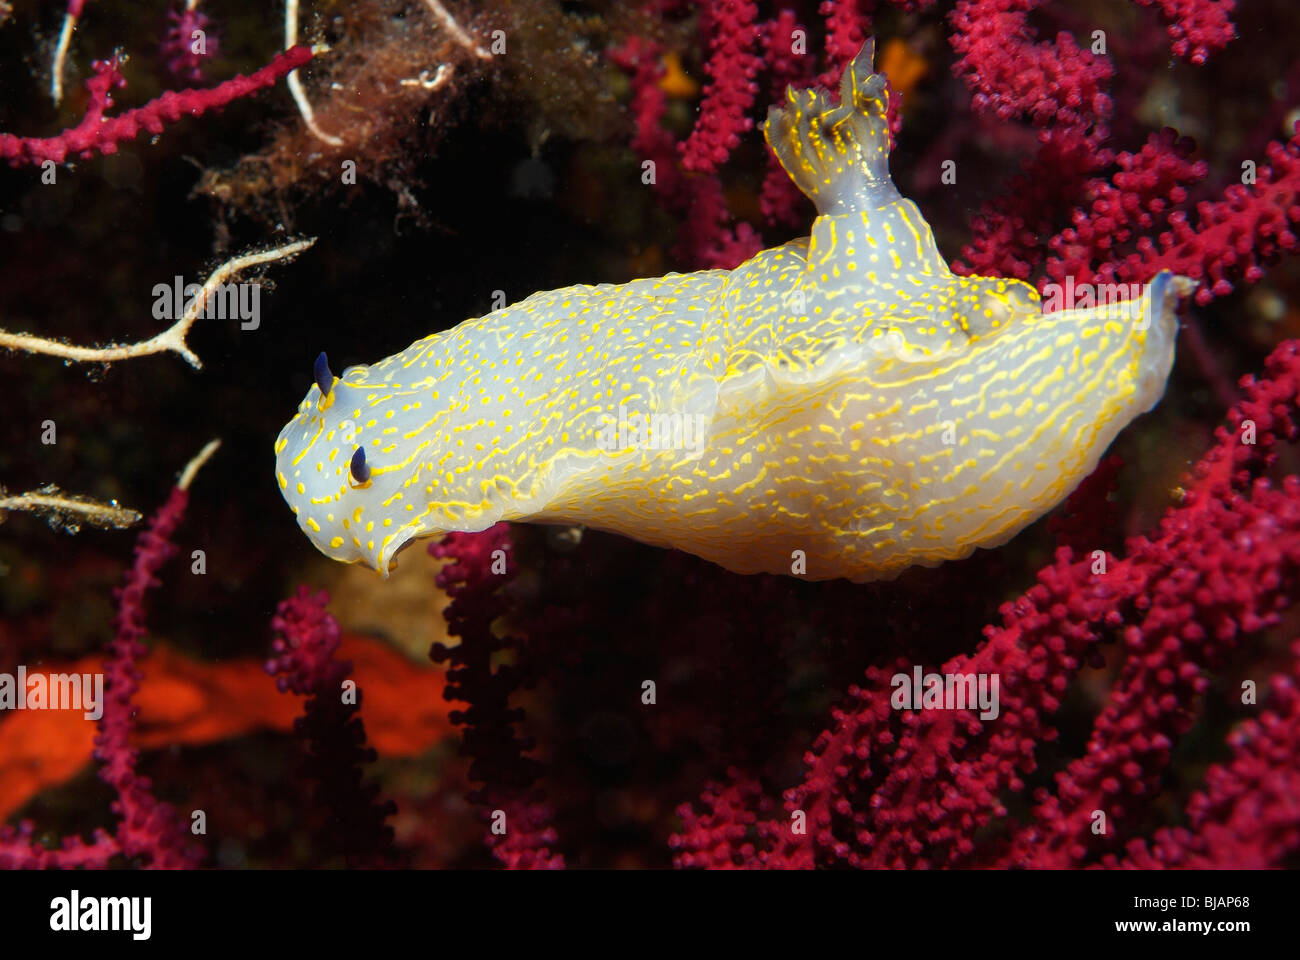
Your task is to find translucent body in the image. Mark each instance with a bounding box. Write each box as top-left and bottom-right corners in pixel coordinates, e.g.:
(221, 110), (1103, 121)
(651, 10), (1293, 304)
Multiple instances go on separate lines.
(275, 41), (1189, 581)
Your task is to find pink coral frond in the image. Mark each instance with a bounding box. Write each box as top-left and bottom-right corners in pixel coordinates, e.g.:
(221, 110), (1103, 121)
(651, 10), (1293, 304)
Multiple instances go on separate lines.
(0, 46), (311, 167)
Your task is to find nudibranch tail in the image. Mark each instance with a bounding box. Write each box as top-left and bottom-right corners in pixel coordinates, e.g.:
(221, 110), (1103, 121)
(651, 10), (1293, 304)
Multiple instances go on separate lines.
(275, 37), (1194, 584)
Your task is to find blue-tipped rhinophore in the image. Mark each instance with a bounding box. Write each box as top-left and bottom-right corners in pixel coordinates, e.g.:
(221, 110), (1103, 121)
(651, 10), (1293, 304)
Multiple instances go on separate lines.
(314, 351), (333, 397)
(350, 446), (370, 484)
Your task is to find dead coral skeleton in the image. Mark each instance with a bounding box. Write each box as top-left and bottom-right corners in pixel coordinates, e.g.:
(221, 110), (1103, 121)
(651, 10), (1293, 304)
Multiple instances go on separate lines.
(0, 239), (314, 369)
(285, 0), (345, 146)
(0, 485), (141, 533)
(0, 440), (220, 532)
(0, 240), (309, 537)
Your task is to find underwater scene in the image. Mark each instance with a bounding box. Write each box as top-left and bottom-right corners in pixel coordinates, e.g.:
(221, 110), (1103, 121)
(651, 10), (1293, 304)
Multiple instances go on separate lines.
(0, 0), (1297, 874)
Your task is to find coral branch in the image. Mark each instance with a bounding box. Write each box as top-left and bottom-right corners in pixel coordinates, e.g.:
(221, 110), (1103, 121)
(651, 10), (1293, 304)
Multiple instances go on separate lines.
(759, 10), (814, 228)
(0, 239), (314, 369)
(1044, 128), (1208, 288)
(678, 0), (762, 174)
(431, 525), (565, 869)
(284, 0), (343, 146)
(268, 587), (397, 867)
(0, 441), (219, 868)
(49, 0), (92, 105)
(954, 128), (1112, 279)
(948, 0), (1113, 131)
(3, 45), (312, 166)
(1038, 125), (1300, 306)
(1140, 129), (1300, 305)
(1120, 639), (1300, 867)
(177, 439), (221, 492)
(162, 0), (219, 84)
(97, 469), (211, 868)
(0, 486), (140, 531)
(1132, 0), (1237, 65)
(610, 35), (760, 268)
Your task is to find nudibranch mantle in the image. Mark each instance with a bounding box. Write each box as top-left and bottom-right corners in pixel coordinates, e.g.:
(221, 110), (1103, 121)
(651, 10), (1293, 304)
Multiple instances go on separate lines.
(276, 40), (1190, 583)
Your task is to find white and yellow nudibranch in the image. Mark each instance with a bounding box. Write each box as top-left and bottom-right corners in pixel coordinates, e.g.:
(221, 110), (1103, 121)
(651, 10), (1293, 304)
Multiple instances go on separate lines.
(275, 40), (1191, 583)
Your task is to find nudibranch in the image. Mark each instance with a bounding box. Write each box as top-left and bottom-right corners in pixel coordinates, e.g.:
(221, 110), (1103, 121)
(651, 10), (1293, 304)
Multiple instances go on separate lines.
(275, 40), (1191, 583)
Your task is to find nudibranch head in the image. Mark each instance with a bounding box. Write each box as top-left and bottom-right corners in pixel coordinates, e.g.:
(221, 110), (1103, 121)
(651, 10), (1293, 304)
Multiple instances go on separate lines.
(275, 358), (442, 574)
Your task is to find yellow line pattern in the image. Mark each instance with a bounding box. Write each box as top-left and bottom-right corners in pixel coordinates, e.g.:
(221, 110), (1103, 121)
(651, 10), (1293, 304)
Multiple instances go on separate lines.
(274, 39), (1190, 581)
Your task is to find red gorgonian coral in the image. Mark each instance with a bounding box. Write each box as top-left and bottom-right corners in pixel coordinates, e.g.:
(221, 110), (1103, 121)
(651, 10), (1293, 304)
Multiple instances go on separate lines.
(0, 46), (310, 166)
